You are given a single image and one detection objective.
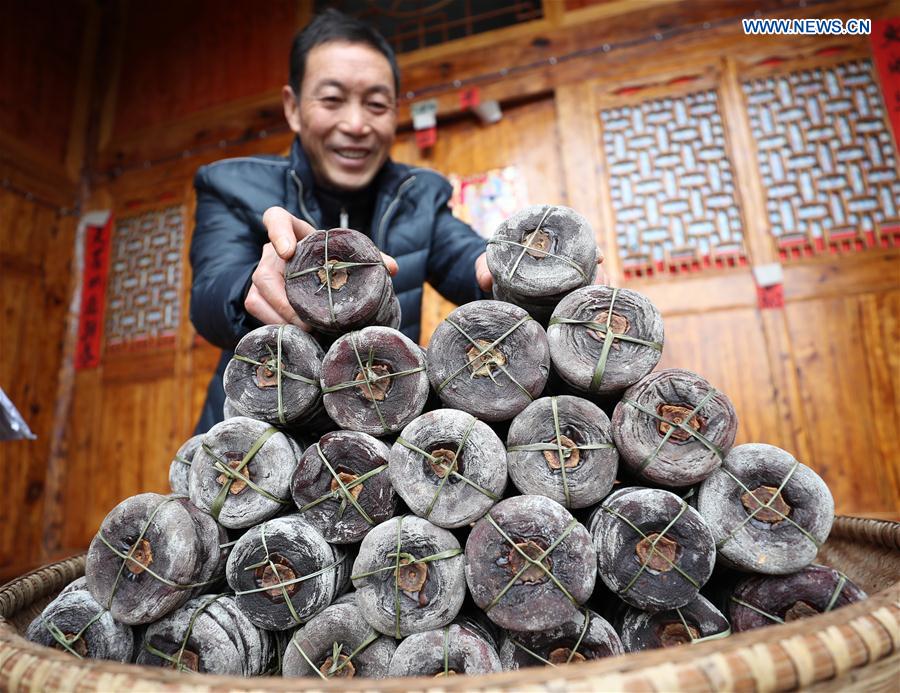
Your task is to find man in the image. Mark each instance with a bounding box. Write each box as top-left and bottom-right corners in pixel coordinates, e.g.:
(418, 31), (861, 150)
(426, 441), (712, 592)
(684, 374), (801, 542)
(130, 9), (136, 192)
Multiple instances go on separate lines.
(190, 9), (491, 432)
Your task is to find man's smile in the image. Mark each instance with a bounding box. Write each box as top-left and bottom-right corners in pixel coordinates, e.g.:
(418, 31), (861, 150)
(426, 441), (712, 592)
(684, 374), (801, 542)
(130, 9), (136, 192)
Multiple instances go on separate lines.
(333, 147), (370, 161)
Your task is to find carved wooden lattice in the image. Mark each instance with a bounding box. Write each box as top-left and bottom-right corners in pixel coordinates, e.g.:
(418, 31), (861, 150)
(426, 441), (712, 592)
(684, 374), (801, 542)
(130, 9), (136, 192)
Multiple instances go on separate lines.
(105, 207), (183, 348)
(743, 58), (900, 260)
(600, 89), (746, 277)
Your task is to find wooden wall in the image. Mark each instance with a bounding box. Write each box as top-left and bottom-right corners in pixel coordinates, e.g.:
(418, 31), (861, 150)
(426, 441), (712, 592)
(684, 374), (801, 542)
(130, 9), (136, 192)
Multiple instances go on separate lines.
(0, 2), (87, 578)
(2, 0), (898, 579)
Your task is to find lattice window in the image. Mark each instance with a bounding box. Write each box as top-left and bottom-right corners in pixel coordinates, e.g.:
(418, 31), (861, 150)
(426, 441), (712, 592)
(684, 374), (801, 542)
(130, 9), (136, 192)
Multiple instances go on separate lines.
(600, 89), (746, 277)
(106, 207), (183, 348)
(743, 58), (900, 258)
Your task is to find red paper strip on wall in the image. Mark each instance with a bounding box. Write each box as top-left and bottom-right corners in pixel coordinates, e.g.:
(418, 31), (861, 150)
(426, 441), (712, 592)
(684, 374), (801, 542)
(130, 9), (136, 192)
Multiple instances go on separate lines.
(756, 283), (785, 310)
(460, 86), (480, 109)
(415, 126), (437, 149)
(74, 215), (113, 370)
(871, 18), (900, 148)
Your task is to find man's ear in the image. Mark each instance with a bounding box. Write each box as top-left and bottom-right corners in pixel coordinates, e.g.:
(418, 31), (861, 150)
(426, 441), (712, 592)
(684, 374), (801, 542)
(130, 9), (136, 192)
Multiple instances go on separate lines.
(282, 85), (301, 134)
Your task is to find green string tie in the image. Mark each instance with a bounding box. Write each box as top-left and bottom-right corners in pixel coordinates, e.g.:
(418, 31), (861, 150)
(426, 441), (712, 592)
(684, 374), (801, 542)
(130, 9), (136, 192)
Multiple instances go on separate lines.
(548, 287), (662, 392)
(320, 331), (426, 434)
(203, 425), (285, 521)
(349, 516), (463, 639)
(97, 497), (218, 610)
(715, 459), (821, 550)
(237, 522), (345, 625)
(506, 396), (615, 508)
(231, 324), (320, 425)
(488, 206), (589, 283)
(348, 336), (389, 433)
(291, 629), (380, 679)
(143, 593), (226, 672)
(672, 606), (732, 644)
(483, 514), (580, 612)
(548, 288), (662, 392)
(295, 443), (386, 525)
(43, 608), (106, 660)
(396, 415), (500, 519)
(600, 500), (700, 596)
(623, 387), (723, 474)
(436, 314), (534, 400)
(509, 607), (593, 666)
(284, 228), (384, 325)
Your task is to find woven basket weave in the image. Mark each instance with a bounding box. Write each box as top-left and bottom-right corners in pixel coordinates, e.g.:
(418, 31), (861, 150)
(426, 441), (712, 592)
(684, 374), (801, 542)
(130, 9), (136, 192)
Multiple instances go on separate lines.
(1, 516), (897, 692)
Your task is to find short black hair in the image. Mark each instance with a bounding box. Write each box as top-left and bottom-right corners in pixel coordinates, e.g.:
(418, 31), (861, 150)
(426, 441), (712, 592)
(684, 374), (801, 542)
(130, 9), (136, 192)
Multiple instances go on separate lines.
(289, 8), (400, 97)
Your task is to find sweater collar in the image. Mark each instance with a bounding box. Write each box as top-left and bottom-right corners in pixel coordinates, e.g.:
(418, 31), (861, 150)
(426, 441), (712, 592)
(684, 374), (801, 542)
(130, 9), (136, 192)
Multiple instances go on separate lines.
(285, 137), (408, 230)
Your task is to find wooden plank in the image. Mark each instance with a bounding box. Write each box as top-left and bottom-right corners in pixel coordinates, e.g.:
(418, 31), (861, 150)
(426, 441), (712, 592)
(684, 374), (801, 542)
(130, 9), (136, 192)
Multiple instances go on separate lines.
(0, 193), (77, 570)
(626, 270), (758, 316)
(784, 292), (900, 517)
(0, 1), (85, 165)
(40, 211), (83, 558)
(656, 308), (791, 450)
(0, 157), (78, 211)
(189, 340), (222, 430)
(101, 349), (178, 384)
(65, 1), (101, 182)
(542, 0), (566, 26)
(783, 250), (900, 302)
(719, 56), (776, 266)
(56, 369), (102, 554)
(758, 309), (813, 464)
(555, 82), (619, 281)
(175, 183), (200, 440)
(0, 252), (42, 277)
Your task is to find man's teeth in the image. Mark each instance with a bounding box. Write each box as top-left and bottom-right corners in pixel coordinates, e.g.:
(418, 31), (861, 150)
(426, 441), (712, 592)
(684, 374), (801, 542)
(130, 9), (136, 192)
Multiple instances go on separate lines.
(336, 150), (367, 159)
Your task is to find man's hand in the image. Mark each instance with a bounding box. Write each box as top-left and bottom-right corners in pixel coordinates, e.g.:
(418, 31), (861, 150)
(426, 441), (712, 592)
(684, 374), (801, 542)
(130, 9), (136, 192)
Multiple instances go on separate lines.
(474, 247), (608, 293)
(475, 252), (493, 292)
(245, 206), (399, 329)
(593, 247), (608, 285)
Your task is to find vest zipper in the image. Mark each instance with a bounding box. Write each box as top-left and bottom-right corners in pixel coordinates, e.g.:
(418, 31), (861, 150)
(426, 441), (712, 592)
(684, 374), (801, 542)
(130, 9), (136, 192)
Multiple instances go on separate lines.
(376, 176), (417, 250)
(289, 169), (317, 227)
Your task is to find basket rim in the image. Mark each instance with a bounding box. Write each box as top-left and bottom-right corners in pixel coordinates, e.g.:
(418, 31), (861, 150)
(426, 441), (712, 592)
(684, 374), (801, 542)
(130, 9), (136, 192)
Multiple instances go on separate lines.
(1, 514), (897, 691)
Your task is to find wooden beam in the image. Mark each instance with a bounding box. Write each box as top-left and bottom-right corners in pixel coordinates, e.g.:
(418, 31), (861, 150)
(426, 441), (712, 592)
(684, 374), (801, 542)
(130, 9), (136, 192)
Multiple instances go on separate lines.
(96, 88), (289, 171)
(41, 211), (103, 558)
(94, 0), (894, 174)
(97, 1), (128, 154)
(554, 82), (622, 282)
(175, 178), (200, 440)
(560, 0), (679, 27)
(542, 0), (566, 27)
(0, 157), (77, 210)
(65, 1), (101, 183)
(719, 56), (776, 267)
(296, 0), (313, 28)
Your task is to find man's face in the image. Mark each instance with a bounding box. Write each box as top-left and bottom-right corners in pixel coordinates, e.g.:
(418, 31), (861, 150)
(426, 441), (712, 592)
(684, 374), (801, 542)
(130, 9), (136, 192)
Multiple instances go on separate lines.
(286, 41), (397, 192)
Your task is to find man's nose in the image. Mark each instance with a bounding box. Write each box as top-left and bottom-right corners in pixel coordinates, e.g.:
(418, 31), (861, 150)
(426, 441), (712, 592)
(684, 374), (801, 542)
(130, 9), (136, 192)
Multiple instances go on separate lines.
(339, 102), (370, 136)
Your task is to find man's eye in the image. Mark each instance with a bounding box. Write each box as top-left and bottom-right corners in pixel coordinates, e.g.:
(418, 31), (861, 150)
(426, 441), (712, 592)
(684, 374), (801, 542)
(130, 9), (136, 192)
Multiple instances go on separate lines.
(367, 101), (389, 114)
(320, 96), (343, 107)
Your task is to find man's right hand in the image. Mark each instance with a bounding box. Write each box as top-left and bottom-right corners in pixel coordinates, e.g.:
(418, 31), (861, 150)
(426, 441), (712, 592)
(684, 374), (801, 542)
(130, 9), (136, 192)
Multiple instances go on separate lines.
(245, 207), (316, 329)
(245, 206), (399, 330)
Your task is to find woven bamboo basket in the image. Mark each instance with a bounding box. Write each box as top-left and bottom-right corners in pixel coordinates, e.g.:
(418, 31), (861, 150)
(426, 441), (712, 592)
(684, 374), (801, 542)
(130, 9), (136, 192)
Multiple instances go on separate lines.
(1, 515), (897, 692)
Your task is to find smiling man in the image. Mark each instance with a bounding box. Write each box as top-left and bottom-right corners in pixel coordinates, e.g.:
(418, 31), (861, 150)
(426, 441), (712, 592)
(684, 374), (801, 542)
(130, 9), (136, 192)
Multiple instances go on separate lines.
(189, 9), (491, 432)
